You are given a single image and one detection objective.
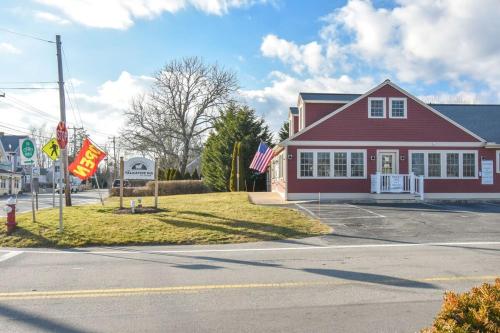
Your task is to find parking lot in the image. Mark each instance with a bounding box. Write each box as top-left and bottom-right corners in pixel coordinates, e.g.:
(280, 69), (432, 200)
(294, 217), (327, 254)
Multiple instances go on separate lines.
(295, 201), (500, 245)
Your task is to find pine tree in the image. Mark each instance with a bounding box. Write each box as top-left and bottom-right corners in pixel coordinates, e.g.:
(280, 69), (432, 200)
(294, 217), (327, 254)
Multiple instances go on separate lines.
(192, 169), (200, 180)
(237, 141), (246, 191)
(278, 121), (289, 142)
(174, 169), (182, 180)
(229, 141), (239, 191)
(201, 103), (272, 192)
(183, 171), (192, 180)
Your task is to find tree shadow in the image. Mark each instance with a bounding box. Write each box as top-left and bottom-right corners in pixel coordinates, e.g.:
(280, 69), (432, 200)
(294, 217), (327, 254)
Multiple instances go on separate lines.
(0, 303), (93, 333)
(301, 268), (437, 289)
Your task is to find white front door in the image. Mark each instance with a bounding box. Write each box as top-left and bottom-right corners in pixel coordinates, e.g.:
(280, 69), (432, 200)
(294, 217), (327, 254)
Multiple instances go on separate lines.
(377, 151), (398, 174)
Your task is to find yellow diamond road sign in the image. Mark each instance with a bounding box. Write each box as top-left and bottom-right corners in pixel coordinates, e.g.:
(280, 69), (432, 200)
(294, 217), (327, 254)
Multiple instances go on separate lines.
(42, 138), (60, 161)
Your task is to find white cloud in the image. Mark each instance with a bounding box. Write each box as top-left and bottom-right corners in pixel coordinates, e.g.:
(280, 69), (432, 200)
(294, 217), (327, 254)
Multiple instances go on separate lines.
(0, 42), (22, 55)
(35, 0), (269, 29)
(0, 71), (153, 144)
(34, 11), (71, 25)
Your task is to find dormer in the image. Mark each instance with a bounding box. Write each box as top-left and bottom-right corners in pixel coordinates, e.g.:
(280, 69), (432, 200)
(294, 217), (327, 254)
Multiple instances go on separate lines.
(288, 107), (299, 137)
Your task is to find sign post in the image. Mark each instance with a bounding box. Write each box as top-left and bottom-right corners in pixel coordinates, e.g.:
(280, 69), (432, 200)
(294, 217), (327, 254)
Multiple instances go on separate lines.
(56, 122), (68, 232)
(19, 138), (36, 222)
(42, 138), (60, 209)
(123, 157), (156, 208)
(119, 157), (124, 209)
(154, 158), (159, 209)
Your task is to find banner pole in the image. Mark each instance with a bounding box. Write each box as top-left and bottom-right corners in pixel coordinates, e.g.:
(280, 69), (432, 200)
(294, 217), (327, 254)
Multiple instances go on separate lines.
(52, 159), (55, 208)
(31, 165), (36, 223)
(94, 174), (104, 206)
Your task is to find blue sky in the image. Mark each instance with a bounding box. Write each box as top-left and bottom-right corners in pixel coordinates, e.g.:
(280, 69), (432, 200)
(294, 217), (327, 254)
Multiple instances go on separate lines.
(1, 0), (500, 145)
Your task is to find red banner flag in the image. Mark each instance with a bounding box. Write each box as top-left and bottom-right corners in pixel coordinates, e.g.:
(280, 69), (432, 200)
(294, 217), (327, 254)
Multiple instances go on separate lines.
(68, 138), (107, 180)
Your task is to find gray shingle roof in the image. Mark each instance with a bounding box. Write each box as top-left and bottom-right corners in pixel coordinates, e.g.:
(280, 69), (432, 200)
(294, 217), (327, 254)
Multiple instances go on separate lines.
(299, 92), (361, 102)
(0, 135), (28, 152)
(430, 104), (500, 143)
(289, 107), (298, 115)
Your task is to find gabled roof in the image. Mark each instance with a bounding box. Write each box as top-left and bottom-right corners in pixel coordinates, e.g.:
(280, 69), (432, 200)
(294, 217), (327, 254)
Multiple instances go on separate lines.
(281, 80), (487, 145)
(430, 104), (500, 143)
(0, 135), (28, 152)
(289, 107), (299, 115)
(299, 92), (361, 102)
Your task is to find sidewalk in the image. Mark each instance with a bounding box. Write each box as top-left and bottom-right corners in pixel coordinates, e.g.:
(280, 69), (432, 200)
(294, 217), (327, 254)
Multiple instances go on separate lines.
(247, 192), (287, 205)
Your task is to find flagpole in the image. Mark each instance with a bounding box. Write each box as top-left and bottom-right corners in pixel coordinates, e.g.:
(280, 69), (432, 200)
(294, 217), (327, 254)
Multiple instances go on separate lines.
(94, 174), (104, 206)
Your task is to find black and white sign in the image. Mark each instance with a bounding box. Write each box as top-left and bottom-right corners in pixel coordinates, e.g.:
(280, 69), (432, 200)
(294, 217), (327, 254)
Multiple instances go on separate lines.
(481, 160), (493, 185)
(123, 157), (155, 180)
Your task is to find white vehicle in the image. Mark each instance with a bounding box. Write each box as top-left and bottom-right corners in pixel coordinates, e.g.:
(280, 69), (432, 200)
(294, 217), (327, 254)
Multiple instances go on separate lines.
(56, 183), (79, 193)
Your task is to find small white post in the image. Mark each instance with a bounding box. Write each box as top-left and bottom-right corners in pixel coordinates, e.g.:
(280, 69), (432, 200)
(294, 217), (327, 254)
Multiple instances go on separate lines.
(419, 176), (424, 200)
(409, 172), (415, 194)
(376, 172), (381, 194)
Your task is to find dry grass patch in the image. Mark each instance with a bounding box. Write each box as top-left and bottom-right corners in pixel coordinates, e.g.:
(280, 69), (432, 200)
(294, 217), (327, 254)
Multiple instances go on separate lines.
(0, 192), (329, 248)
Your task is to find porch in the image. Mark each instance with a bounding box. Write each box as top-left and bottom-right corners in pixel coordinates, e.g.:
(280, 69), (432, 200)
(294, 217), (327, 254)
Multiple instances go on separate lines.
(370, 173), (424, 200)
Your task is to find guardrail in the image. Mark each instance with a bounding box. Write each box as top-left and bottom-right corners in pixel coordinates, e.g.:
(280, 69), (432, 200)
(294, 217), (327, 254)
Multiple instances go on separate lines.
(371, 172), (424, 199)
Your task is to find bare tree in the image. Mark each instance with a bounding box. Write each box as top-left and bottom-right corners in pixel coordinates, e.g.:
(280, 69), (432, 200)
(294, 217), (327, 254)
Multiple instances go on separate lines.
(121, 57), (238, 173)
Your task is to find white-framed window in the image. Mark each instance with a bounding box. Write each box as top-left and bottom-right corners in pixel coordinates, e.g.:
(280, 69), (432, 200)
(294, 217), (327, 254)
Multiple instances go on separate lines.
(368, 97), (386, 118)
(297, 150), (366, 179)
(409, 150), (478, 179)
(389, 97), (407, 118)
(496, 151), (500, 173)
(299, 152), (314, 177)
(0, 178), (5, 189)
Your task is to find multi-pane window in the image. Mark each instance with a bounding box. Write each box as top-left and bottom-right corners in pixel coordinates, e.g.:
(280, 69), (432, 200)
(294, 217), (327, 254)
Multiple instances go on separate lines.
(391, 99), (406, 118)
(300, 152), (314, 177)
(351, 152), (364, 177)
(462, 153), (476, 177)
(369, 98), (385, 118)
(428, 153), (441, 177)
(0, 179), (5, 188)
(446, 153), (459, 177)
(333, 152), (348, 177)
(411, 153), (425, 176)
(317, 152), (330, 177)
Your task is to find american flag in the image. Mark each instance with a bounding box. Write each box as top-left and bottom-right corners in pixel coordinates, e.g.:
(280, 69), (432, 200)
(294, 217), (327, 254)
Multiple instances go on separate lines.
(249, 142), (274, 174)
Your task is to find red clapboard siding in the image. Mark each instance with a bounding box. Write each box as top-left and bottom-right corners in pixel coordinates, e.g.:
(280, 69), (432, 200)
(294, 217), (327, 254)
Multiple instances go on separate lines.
(295, 85), (481, 142)
(304, 103), (346, 127)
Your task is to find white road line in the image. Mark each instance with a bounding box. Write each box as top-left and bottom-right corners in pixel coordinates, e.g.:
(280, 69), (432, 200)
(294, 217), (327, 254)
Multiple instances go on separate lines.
(346, 204), (386, 218)
(0, 251), (22, 262)
(295, 203), (320, 219)
(1, 241), (499, 255)
(326, 216), (385, 220)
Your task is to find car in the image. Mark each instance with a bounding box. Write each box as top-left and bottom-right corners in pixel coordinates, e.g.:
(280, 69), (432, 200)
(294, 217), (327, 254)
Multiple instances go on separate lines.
(55, 183), (79, 194)
(112, 179), (131, 188)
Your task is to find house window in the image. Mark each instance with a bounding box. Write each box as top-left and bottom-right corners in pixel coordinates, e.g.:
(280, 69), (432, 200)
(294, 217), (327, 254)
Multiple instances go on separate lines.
(389, 98), (407, 118)
(446, 153), (459, 177)
(368, 97), (385, 118)
(428, 153), (441, 177)
(411, 153), (425, 176)
(0, 178), (5, 188)
(300, 152), (314, 177)
(462, 153), (476, 178)
(351, 152), (364, 177)
(317, 152), (330, 177)
(333, 152), (347, 177)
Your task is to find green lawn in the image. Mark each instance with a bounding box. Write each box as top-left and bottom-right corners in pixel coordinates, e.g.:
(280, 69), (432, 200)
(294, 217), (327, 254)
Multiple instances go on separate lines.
(0, 193), (329, 248)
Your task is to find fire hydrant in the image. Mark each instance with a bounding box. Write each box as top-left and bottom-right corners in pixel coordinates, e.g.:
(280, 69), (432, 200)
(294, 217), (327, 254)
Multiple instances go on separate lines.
(4, 197), (16, 234)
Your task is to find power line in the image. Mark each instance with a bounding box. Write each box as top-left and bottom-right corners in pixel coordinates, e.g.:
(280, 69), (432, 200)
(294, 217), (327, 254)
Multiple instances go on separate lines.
(0, 81), (57, 84)
(4, 95), (59, 122)
(62, 47), (84, 128)
(0, 27), (55, 44)
(0, 87), (58, 90)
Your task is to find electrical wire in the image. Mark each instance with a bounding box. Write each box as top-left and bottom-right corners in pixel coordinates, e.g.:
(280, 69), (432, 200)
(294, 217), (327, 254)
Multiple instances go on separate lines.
(62, 47), (84, 128)
(0, 27), (55, 44)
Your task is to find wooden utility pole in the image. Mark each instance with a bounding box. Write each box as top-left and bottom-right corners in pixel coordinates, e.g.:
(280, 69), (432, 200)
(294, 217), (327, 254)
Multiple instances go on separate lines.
(56, 34), (71, 207)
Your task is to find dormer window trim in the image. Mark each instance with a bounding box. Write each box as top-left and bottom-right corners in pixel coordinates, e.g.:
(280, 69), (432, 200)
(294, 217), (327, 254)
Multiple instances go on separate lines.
(368, 97), (386, 119)
(389, 97), (408, 119)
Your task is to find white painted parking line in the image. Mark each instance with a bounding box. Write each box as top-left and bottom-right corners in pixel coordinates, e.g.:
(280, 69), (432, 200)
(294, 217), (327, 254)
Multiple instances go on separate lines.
(421, 202), (482, 216)
(0, 251), (22, 263)
(0, 241), (499, 255)
(326, 216), (385, 220)
(346, 204), (386, 218)
(295, 203), (320, 219)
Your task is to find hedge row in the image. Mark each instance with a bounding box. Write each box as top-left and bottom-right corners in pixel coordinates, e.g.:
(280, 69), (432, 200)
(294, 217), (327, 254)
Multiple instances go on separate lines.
(109, 180), (209, 197)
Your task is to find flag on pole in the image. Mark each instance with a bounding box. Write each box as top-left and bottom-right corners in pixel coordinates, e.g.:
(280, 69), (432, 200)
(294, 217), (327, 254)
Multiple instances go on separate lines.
(68, 138), (107, 180)
(249, 142), (274, 174)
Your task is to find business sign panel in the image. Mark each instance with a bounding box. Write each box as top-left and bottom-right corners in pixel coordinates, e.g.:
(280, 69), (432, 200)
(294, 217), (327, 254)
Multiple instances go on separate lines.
(124, 157), (155, 180)
(481, 160), (494, 185)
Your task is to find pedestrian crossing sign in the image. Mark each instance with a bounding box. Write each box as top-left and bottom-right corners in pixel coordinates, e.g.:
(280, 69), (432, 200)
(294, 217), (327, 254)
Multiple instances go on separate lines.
(42, 138), (60, 161)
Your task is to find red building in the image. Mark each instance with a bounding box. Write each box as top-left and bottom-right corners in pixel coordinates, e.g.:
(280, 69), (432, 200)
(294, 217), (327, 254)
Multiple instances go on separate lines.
(270, 80), (500, 201)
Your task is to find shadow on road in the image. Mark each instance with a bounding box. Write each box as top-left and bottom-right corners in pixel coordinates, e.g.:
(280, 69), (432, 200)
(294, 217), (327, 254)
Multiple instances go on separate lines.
(0, 303), (94, 333)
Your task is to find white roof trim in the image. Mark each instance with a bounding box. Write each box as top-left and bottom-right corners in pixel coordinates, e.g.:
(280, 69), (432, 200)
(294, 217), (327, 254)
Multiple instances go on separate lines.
(282, 80), (486, 145)
(285, 141), (485, 147)
(301, 100), (352, 104)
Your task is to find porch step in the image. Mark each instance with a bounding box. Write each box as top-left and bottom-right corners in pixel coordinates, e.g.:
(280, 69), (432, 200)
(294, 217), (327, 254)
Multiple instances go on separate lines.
(369, 193), (421, 203)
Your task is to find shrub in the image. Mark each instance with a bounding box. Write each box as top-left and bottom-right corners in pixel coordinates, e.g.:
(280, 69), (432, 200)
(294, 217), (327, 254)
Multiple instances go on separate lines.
(110, 180), (209, 197)
(192, 169), (199, 180)
(183, 171), (192, 180)
(422, 278), (500, 333)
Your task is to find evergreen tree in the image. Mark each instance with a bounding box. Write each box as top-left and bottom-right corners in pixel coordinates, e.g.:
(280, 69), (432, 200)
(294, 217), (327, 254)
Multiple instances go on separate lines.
(278, 121), (289, 142)
(183, 171), (192, 180)
(229, 141), (239, 192)
(237, 142), (246, 191)
(201, 103), (272, 191)
(192, 169), (200, 180)
(174, 169), (182, 180)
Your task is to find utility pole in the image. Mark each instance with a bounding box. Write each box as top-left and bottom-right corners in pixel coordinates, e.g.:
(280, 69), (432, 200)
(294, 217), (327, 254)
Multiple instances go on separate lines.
(56, 34), (71, 207)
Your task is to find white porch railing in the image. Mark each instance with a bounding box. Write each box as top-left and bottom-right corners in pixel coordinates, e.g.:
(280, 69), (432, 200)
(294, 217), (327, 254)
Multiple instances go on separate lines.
(371, 172), (424, 200)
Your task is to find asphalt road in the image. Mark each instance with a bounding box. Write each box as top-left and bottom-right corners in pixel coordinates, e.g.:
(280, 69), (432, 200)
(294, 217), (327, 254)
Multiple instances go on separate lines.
(0, 190), (108, 217)
(0, 201), (499, 332)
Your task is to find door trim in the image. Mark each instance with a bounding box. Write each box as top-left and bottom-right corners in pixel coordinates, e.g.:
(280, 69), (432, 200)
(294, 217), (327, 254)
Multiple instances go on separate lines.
(376, 149), (399, 173)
